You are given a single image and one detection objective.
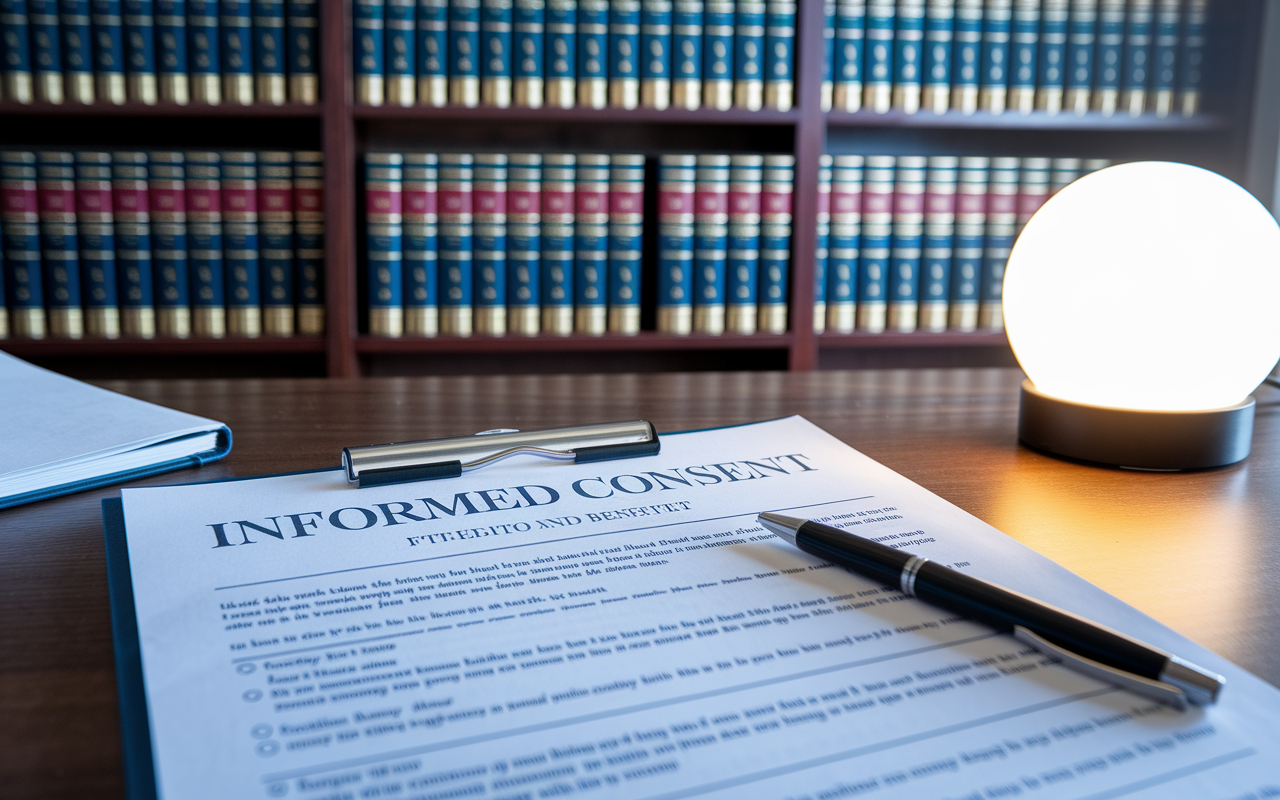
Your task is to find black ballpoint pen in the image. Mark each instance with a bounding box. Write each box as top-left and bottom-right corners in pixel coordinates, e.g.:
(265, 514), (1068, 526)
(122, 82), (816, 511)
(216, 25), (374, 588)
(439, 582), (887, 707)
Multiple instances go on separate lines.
(757, 512), (1225, 709)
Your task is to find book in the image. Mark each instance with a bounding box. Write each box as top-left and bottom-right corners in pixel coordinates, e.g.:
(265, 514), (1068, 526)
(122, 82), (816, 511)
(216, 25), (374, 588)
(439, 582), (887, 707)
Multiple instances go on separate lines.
(1034, 0), (1066, 113)
(91, 0), (127, 103)
(257, 150), (294, 335)
(402, 152), (439, 335)
(186, 0), (220, 103)
(1178, 0), (1203, 116)
(763, 0), (792, 110)
(438, 152), (473, 334)
(75, 151), (121, 338)
(820, 0), (832, 109)
(1048, 155), (1079, 194)
(575, 0), (605, 107)
(155, 0), (189, 103)
(1091, 0), (1122, 115)
(826, 153), (860, 333)
(292, 149), (324, 334)
(364, 152), (403, 336)
(285, 0), (317, 102)
(185, 151), (226, 337)
(733, 0), (764, 111)
(218, 0), (253, 103)
(220, 150), (260, 336)
(472, 152), (508, 334)
(1149, 0), (1177, 117)
(950, 0), (979, 112)
(2, 152), (46, 338)
(505, 152), (539, 334)
(2, 0), (35, 102)
(607, 153), (643, 334)
(1120, 0), (1152, 116)
(640, 0), (671, 109)
(480, 0), (512, 107)
(700, 0), (730, 109)
(539, 152), (574, 334)
(122, 0), (158, 102)
(892, 0), (924, 114)
(921, 0), (952, 113)
(30, 0), (65, 102)
(978, 154), (1016, 330)
(385, 0), (416, 105)
(948, 154), (984, 330)
(35, 151), (82, 339)
(449, 0), (479, 106)
(857, 154), (892, 331)
(608, 0), (639, 108)
(1064, 0), (1094, 114)
(543, 0), (573, 107)
(671, 0), (698, 108)
(831, 0), (863, 112)
(354, 0), (385, 104)
(1007, 0), (1036, 113)
(1015, 155), (1049, 234)
(573, 152), (608, 334)
(862, 0), (892, 112)
(693, 152), (728, 334)
(0, 351), (230, 509)
(919, 154), (955, 332)
(656, 152), (695, 334)
(417, 0), (448, 104)
(111, 151), (157, 338)
(147, 151), (191, 338)
(813, 153), (831, 332)
(978, 0), (1009, 113)
(512, 0), (543, 107)
(758, 153), (791, 333)
(887, 154), (924, 332)
(726, 153), (762, 334)
(60, 0), (96, 102)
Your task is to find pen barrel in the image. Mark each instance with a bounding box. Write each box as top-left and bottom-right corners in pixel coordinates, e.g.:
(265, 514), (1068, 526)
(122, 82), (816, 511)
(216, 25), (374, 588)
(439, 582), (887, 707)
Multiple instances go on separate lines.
(797, 521), (912, 589)
(913, 561), (1170, 680)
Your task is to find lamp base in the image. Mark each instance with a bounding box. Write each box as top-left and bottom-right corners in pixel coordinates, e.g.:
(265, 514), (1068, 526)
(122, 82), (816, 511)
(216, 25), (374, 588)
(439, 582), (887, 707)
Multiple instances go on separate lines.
(1017, 379), (1255, 470)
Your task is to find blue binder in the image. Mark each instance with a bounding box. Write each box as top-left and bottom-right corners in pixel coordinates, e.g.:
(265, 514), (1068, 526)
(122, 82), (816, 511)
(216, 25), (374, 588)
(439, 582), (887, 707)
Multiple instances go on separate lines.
(185, 151), (226, 337)
(1, 152), (44, 337)
(670, 0), (699, 109)
(122, 0), (158, 102)
(251, 0), (287, 103)
(543, 0), (574, 106)
(220, 151), (261, 336)
(365, 152), (404, 336)
(1008, 0), (1036, 113)
(1120, 0), (1152, 116)
(512, 0), (544, 107)
(539, 153), (574, 334)
(416, 0), (448, 104)
(385, 0), (416, 105)
(60, 0), (95, 102)
(2, 0), (35, 102)
(154, 0), (188, 103)
(576, 0), (606, 108)
(700, 0), (730, 109)
(656, 153), (695, 334)
(35, 152), (80, 338)
(640, 0), (670, 109)
(449, 0), (480, 106)
(480, 0), (512, 107)
(354, 0), (386, 104)
(185, 0), (219, 102)
(286, 0), (318, 102)
(922, 0), (953, 113)
(257, 151), (294, 335)
(978, 0), (1010, 113)
(29, 0), (63, 102)
(472, 153), (508, 334)
(1092, 0), (1123, 114)
(608, 0), (640, 108)
(76, 152), (121, 337)
(147, 151), (191, 338)
(218, 0), (253, 103)
(111, 152), (156, 337)
(90, 0), (127, 103)
(1035, 0), (1067, 113)
(862, 0), (893, 112)
(893, 0), (924, 113)
(733, 0), (764, 110)
(952, 0), (980, 112)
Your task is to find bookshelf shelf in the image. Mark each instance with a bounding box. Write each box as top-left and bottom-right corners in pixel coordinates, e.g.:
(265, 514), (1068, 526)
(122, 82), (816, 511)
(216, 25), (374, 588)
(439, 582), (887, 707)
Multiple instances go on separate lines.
(353, 105), (801, 126)
(818, 331), (1010, 349)
(0, 336), (326, 357)
(0, 101), (323, 118)
(356, 332), (795, 354)
(825, 110), (1233, 132)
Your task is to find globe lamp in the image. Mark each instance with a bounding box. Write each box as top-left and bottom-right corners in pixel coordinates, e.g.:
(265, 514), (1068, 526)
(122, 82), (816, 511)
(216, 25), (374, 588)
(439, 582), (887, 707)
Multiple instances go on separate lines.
(1004, 161), (1280, 469)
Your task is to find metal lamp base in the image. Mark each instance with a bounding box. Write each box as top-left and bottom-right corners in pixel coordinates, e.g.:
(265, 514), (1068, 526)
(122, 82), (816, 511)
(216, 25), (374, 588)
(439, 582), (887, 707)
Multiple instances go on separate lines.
(1017, 379), (1254, 470)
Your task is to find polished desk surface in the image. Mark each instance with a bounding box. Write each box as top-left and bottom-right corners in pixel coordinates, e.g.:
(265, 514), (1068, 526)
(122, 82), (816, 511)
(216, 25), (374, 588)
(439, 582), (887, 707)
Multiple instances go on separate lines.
(2, 368), (1279, 798)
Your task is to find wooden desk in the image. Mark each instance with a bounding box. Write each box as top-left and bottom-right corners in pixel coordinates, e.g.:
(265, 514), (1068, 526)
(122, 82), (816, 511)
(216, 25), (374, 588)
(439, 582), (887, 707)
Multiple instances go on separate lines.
(3, 368), (1279, 799)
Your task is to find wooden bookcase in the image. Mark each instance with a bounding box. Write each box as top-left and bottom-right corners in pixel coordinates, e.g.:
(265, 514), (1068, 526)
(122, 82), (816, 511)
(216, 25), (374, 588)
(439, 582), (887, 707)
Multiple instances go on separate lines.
(0, 0), (1267, 377)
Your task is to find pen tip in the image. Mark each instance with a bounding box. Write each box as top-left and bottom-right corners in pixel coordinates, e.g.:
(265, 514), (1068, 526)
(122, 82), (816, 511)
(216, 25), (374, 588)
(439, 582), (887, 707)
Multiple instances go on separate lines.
(757, 512), (804, 545)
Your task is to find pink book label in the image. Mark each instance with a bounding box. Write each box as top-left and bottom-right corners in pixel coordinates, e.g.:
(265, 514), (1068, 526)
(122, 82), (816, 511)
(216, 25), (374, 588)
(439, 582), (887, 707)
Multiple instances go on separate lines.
(34, 188), (68, 214)
(366, 189), (402, 215)
(831, 189), (861, 214)
(113, 188), (148, 214)
(957, 193), (986, 214)
(893, 192), (924, 215)
(259, 187), (293, 214)
(77, 187), (113, 213)
(925, 193), (956, 214)
(149, 187), (186, 213)
(507, 189), (538, 215)
(658, 190), (694, 216)
(187, 188), (220, 213)
(473, 189), (506, 215)
(728, 190), (760, 216)
(694, 189), (727, 215)
(404, 189), (437, 215)
(576, 190), (607, 215)
(541, 189), (572, 215)
(439, 188), (472, 214)
(861, 192), (893, 215)
(295, 187), (323, 214)
(987, 193), (1017, 215)
(1017, 191), (1049, 217)
(610, 189), (643, 215)
(223, 187), (258, 214)
(762, 190), (791, 215)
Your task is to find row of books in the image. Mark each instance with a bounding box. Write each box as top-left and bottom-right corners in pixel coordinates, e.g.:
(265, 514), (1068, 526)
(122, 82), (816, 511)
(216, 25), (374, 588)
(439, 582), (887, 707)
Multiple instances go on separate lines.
(0, 149), (325, 341)
(822, 0), (1208, 118)
(813, 153), (1110, 334)
(363, 151), (795, 336)
(0, 0), (319, 105)
(355, 0), (798, 110)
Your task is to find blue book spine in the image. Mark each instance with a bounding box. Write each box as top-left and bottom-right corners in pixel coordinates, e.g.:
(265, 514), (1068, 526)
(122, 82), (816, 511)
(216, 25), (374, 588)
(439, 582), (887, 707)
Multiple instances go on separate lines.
(184, 151), (224, 336)
(122, 0), (158, 102)
(2, 0), (34, 102)
(725, 154), (761, 335)
(1120, 0), (1152, 116)
(608, 0), (639, 109)
(285, 0), (316, 102)
(292, 149), (323, 334)
(504, 153), (538, 334)
(186, 0), (219, 103)
(1007, 0), (1036, 112)
(448, 0), (479, 106)
(763, 0), (795, 112)
(979, 155), (1016, 330)
(155, 0), (189, 104)
(1065, 0), (1093, 114)
(575, 0), (605, 108)
(826, 154), (860, 333)
(252, 0), (287, 103)
(656, 153), (694, 334)
(480, 0), (512, 107)
(112, 152), (156, 337)
(416, 0), (447, 105)
(607, 153), (643, 334)
(978, 0), (1009, 113)
(1150, 0), (1177, 117)
(147, 151), (191, 338)
(857, 155), (892, 332)
(700, 0), (730, 109)
(365, 152), (403, 336)
(919, 155), (955, 332)
(60, 0), (95, 102)
(219, 0), (252, 103)
(893, 0), (924, 113)
(1035, 0), (1066, 113)
(354, 0), (385, 104)
(921, 0), (952, 113)
(1092, 0), (1122, 114)
(29, 0), (63, 103)
(948, 155), (984, 330)
(758, 153), (791, 334)
(471, 153), (507, 334)
(257, 151), (293, 335)
(887, 155), (924, 332)
(34, 153), (81, 338)
(862, 0), (893, 112)
(692, 153), (728, 334)
(512, 0), (544, 107)
(539, 153), (573, 334)
(820, 0), (832, 110)
(543, 0), (573, 106)
(832, 0), (863, 112)
(670, 0), (697, 108)
(951, 0), (979, 112)
(384, 0), (415, 106)
(90, 0), (127, 103)
(2, 152), (45, 338)
(401, 153), (437, 335)
(75, 152), (120, 337)
(813, 154), (830, 332)
(437, 153), (472, 335)
(574, 153), (608, 334)
(1178, 0), (1203, 116)
(733, 0), (763, 110)
(640, 0), (670, 109)
(221, 152), (260, 336)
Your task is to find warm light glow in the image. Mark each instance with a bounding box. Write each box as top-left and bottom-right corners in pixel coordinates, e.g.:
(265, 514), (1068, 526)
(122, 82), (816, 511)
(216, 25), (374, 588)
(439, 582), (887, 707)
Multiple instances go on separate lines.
(1004, 162), (1280, 411)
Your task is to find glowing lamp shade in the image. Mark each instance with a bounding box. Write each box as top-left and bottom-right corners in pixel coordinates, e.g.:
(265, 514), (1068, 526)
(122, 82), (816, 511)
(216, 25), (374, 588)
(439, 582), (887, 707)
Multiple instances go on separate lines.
(1005, 162), (1280, 469)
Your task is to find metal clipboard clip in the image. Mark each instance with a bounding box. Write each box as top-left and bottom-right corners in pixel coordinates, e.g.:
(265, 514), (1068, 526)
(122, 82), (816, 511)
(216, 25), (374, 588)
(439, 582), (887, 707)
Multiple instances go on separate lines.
(343, 420), (661, 488)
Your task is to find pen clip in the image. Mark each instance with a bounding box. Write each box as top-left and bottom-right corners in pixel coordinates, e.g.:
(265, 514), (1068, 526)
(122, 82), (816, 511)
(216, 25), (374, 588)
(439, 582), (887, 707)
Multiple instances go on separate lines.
(1012, 626), (1189, 711)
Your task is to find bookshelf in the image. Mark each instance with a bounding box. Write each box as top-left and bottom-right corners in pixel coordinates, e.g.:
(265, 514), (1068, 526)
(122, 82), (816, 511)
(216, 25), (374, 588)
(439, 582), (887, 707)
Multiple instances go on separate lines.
(0, 0), (1269, 378)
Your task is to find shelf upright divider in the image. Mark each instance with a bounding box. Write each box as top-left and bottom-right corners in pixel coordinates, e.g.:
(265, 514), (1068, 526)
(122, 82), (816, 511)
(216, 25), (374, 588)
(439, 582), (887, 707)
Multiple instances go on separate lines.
(323, 0), (361, 375)
(787, 0), (825, 371)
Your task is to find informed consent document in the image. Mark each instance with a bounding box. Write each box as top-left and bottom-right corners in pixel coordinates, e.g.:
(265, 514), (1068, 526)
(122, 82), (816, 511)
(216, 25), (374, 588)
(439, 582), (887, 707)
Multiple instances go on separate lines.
(111, 417), (1280, 799)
